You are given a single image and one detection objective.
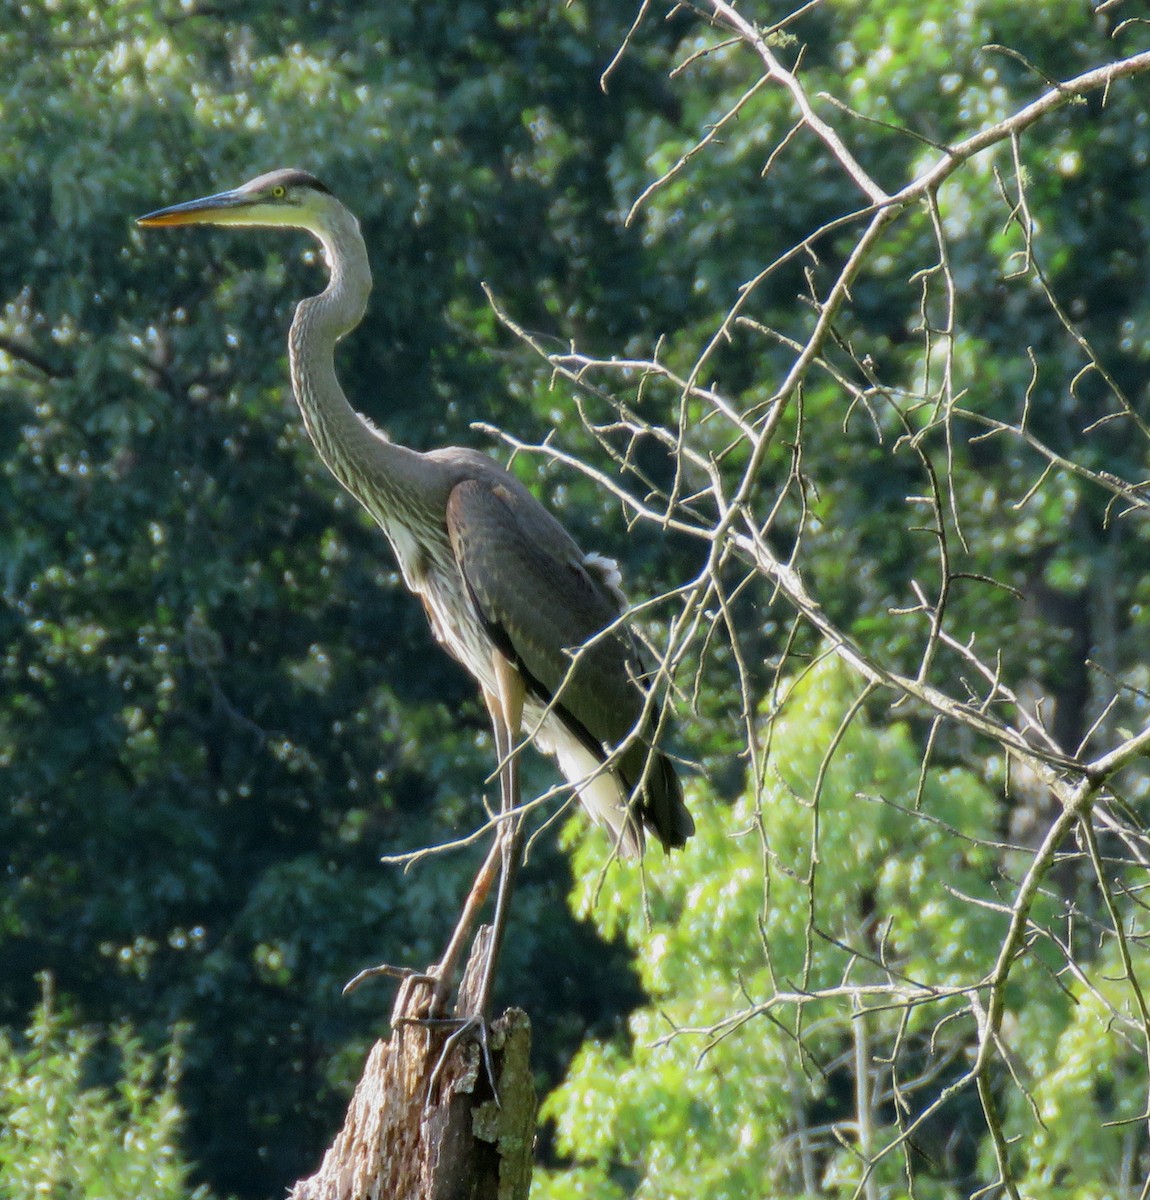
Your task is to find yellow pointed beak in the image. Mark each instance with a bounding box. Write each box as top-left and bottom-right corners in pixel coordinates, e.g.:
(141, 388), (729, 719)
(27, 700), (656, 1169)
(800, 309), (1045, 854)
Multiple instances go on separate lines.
(137, 188), (247, 227)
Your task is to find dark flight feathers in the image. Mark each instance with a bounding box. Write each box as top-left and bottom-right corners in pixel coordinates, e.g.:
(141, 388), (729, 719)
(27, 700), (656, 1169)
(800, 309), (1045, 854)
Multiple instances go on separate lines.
(444, 475), (693, 851)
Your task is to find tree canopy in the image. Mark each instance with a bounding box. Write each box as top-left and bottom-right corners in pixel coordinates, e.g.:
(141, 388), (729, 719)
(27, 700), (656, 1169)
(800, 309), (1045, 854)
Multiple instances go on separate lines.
(3, 2), (1150, 1197)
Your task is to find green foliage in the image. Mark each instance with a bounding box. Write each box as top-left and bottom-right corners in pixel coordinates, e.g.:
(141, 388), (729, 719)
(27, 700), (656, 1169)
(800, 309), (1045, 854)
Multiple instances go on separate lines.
(4, 0), (1150, 1196)
(543, 660), (1148, 1197)
(540, 660), (1000, 1198)
(1005, 940), (1150, 1198)
(0, 978), (216, 1200)
(0, 3), (661, 1194)
(530, 1), (1150, 1194)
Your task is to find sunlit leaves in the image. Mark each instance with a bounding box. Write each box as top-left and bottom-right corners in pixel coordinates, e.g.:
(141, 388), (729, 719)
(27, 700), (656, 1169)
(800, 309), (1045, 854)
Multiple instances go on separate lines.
(544, 661), (1001, 1197)
(0, 978), (212, 1200)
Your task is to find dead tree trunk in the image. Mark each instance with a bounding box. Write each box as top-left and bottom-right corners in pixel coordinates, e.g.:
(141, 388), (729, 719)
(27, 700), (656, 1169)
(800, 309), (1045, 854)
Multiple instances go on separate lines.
(290, 928), (536, 1200)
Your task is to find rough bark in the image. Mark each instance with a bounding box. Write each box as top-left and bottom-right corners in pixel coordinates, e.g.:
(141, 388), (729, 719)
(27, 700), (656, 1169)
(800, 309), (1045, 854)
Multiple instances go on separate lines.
(290, 928), (536, 1200)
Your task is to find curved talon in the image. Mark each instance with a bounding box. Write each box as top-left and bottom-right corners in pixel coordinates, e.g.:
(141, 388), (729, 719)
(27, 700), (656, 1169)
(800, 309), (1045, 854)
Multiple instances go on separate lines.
(343, 963), (456, 1029)
(342, 962), (434, 996)
(418, 1014), (499, 1110)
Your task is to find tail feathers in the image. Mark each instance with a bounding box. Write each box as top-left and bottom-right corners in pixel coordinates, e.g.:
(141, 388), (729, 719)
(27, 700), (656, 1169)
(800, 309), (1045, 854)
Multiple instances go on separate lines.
(550, 726), (693, 857)
(625, 742), (694, 853)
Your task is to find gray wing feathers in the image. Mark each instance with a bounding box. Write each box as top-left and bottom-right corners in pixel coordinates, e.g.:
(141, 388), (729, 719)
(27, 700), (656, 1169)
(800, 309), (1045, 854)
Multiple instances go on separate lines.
(446, 478), (633, 739)
(445, 477), (692, 850)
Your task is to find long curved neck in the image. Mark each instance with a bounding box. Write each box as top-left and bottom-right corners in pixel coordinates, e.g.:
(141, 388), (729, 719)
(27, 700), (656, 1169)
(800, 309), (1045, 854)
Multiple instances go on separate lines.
(288, 208), (374, 486)
(287, 207), (445, 527)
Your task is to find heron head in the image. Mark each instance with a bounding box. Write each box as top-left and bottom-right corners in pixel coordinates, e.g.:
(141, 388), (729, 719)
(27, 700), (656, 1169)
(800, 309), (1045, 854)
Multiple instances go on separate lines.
(137, 169), (338, 231)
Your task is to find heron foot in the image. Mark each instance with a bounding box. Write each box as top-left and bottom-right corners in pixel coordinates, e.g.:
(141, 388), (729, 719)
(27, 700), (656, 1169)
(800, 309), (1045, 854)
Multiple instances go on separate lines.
(393, 1012), (499, 1110)
(343, 961), (456, 1025)
(342, 961), (431, 995)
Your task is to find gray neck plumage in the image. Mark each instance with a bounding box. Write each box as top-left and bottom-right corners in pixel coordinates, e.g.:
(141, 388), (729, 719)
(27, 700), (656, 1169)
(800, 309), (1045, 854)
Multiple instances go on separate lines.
(286, 205), (451, 544)
(287, 205), (375, 493)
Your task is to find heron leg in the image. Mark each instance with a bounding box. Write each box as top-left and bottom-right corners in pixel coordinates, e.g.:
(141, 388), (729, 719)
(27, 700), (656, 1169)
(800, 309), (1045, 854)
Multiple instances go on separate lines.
(345, 661), (526, 1023)
(414, 828), (506, 1015)
(342, 830), (503, 1012)
(471, 654), (526, 1021)
(410, 660), (524, 1104)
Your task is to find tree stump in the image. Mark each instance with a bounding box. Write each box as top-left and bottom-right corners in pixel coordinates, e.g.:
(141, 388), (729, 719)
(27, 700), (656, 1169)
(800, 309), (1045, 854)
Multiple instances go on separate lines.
(289, 928), (536, 1200)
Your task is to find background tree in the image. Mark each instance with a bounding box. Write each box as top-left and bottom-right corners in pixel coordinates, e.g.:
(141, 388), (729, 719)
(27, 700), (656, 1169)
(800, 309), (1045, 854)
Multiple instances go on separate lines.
(0, 3), (678, 1194)
(3, 2), (1150, 1198)
(516, 2), (1150, 1197)
(0, 977), (213, 1200)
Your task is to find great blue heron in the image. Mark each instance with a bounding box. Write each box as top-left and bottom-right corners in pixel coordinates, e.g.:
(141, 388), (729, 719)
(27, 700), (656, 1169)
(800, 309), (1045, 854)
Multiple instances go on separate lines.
(138, 168), (693, 1018)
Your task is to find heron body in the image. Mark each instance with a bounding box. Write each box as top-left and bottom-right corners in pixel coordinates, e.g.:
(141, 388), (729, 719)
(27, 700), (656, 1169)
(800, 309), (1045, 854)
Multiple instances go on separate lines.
(138, 169), (692, 1010)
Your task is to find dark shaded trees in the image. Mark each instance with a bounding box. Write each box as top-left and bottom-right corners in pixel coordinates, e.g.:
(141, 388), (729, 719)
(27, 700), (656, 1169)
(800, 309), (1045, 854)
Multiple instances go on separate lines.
(0, 4), (675, 1194)
(6, 2), (1150, 1197)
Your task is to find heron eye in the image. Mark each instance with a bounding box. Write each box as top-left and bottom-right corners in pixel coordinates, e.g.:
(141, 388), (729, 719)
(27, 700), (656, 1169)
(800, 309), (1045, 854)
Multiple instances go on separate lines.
(272, 185), (286, 198)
